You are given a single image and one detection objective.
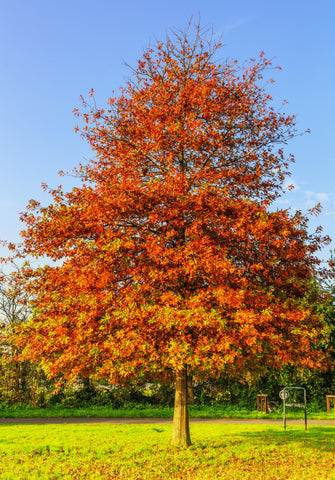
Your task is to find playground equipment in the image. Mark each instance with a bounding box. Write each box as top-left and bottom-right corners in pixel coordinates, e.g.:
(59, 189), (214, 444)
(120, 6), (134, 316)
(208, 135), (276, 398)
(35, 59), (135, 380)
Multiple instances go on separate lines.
(280, 386), (307, 431)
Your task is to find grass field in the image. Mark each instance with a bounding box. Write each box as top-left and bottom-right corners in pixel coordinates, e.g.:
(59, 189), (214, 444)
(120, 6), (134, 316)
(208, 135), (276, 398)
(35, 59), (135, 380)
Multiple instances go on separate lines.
(0, 422), (334, 479)
(1, 403), (335, 420)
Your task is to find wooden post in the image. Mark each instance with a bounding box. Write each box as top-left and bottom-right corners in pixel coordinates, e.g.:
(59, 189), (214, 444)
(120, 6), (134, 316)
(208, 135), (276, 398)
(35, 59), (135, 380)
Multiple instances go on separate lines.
(257, 394), (269, 414)
(326, 395), (335, 414)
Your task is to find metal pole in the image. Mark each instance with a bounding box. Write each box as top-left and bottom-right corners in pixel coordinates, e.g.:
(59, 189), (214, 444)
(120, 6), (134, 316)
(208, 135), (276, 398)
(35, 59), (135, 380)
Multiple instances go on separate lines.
(283, 394), (286, 430)
(304, 388), (307, 431)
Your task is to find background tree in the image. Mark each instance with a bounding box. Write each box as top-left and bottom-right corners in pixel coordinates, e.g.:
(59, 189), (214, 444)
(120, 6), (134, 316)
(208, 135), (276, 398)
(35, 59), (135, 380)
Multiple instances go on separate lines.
(11, 23), (330, 446)
(302, 254), (335, 403)
(0, 264), (46, 404)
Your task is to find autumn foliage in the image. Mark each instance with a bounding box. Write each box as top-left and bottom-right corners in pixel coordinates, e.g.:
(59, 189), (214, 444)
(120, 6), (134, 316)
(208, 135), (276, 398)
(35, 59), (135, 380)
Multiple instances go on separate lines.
(9, 25), (330, 445)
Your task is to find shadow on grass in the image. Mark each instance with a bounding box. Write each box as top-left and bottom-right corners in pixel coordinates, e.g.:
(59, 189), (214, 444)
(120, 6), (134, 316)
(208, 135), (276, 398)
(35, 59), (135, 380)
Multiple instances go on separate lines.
(226, 426), (335, 455)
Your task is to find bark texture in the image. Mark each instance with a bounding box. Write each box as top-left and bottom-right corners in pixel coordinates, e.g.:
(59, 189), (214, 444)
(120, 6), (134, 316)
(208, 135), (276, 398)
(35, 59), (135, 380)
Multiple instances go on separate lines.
(187, 376), (194, 404)
(172, 367), (191, 447)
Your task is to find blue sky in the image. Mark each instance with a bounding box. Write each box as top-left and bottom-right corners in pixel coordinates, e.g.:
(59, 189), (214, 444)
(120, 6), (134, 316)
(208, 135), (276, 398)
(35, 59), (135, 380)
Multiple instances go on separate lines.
(1, 0), (334, 262)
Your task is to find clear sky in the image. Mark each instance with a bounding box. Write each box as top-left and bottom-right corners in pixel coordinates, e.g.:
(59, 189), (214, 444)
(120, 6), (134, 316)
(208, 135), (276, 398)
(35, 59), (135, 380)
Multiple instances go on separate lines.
(1, 0), (334, 263)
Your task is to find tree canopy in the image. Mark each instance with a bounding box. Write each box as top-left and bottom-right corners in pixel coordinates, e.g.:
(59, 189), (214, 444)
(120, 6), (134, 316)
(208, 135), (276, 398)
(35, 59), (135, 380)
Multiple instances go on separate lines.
(8, 24), (330, 445)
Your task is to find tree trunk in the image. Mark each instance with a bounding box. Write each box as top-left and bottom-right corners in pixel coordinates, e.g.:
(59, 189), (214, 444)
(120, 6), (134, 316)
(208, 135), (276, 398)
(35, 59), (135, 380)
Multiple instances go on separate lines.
(172, 366), (192, 447)
(187, 376), (194, 404)
(82, 376), (91, 389)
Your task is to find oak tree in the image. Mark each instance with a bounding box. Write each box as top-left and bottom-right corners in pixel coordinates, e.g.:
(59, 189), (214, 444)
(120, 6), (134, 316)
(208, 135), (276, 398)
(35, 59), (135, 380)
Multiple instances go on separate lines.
(12, 24), (330, 446)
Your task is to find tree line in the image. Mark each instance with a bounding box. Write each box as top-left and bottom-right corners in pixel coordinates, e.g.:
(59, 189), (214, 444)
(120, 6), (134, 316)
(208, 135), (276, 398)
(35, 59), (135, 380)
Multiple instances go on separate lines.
(0, 265), (334, 410)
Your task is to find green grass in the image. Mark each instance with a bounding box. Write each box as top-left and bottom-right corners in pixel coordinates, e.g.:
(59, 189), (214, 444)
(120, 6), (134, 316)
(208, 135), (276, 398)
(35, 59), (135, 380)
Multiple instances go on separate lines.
(0, 403), (334, 420)
(0, 423), (334, 479)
